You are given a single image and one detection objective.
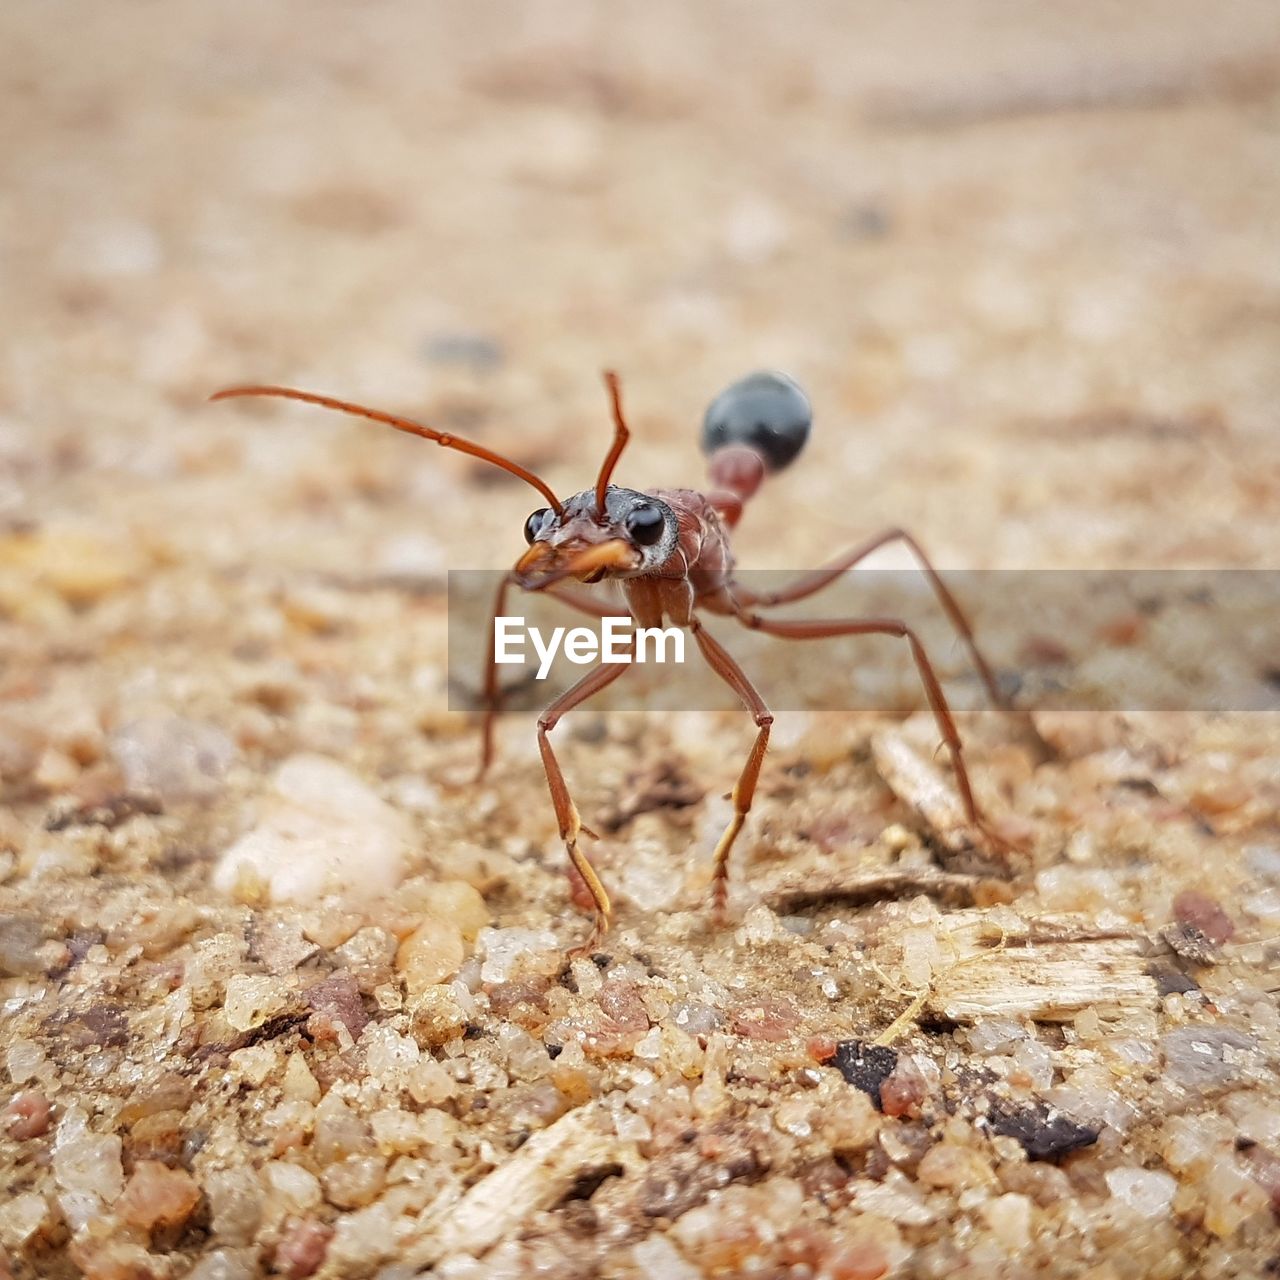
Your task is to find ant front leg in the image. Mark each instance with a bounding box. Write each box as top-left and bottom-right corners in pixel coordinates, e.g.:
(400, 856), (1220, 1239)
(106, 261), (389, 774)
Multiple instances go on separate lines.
(735, 608), (1013, 853)
(734, 527), (1011, 712)
(536, 645), (635, 955)
(687, 618), (773, 916)
(478, 573), (629, 778)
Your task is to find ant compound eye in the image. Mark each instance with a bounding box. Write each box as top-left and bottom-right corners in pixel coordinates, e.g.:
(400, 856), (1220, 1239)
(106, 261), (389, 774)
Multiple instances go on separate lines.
(625, 503), (665, 547)
(523, 508), (552, 544)
(701, 371), (812, 473)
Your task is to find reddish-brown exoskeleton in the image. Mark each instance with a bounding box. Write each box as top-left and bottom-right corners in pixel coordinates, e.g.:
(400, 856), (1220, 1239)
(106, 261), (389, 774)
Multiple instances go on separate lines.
(212, 372), (1013, 952)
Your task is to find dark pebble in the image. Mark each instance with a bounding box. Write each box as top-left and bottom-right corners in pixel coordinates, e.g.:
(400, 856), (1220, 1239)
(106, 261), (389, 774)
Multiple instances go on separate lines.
(831, 1040), (898, 1111)
(987, 1100), (1100, 1162)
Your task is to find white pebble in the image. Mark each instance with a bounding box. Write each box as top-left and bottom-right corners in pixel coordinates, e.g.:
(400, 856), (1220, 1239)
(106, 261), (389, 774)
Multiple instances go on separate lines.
(0, 1192), (48, 1250)
(629, 1235), (701, 1280)
(617, 843), (682, 912)
(476, 926), (559, 984)
(1243, 887), (1280, 924)
(981, 1192), (1033, 1250)
(633, 1027), (664, 1061)
(222, 974), (291, 1033)
(363, 1024), (420, 1084)
(110, 715), (235, 802)
(6, 1039), (47, 1084)
(213, 755), (412, 906)
(185, 1249), (259, 1280)
(968, 1018), (1028, 1056)
(613, 1110), (652, 1142)
(263, 1160), (322, 1212)
(1105, 1167), (1176, 1219)
(737, 904), (781, 947)
(52, 1108), (124, 1218)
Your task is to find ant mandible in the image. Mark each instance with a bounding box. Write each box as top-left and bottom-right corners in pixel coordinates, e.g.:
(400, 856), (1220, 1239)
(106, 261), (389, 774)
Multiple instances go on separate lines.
(212, 371), (1013, 954)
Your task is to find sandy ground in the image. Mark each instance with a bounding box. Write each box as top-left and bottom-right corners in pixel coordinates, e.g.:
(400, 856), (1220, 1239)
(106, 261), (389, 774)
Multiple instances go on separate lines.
(3, 3), (1280, 1277)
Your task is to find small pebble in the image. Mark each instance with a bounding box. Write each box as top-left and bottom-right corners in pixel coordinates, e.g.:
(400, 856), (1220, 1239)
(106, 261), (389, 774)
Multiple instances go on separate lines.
(1245, 844), (1280, 884)
(116, 1161), (202, 1232)
(731, 995), (799, 1041)
(282, 1053), (321, 1104)
(477, 926), (559, 984)
(670, 1001), (722, 1037)
(396, 915), (466, 995)
(205, 1167), (263, 1245)
(304, 970), (368, 1043)
(818, 1091), (880, 1153)
(214, 755), (411, 906)
(916, 1142), (995, 1191)
(312, 1095), (374, 1164)
(879, 1057), (927, 1118)
(275, 1218), (333, 1278)
(1172, 891), (1235, 945)
(981, 1192), (1033, 1251)
(0, 528), (143, 606)
(1204, 1155), (1270, 1237)
(0, 915), (52, 977)
(0, 1191), (48, 1251)
(967, 1018), (1028, 1056)
(51, 1109), (124, 1208)
(4, 1091), (52, 1140)
(185, 1250), (260, 1280)
(110, 715), (235, 802)
(264, 1161), (323, 1213)
(322, 1155), (387, 1209)
(831, 1041), (897, 1110)
(6, 1039), (47, 1086)
(629, 1235), (701, 1279)
(600, 978), (650, 1033)
(1242, 887), (1280, 925)
(1161, 1027), (1259, 1091)
(409, 984), (469, 1046)
(222, 974), (292, 1033)
(1104, 1167), (1176, 1218)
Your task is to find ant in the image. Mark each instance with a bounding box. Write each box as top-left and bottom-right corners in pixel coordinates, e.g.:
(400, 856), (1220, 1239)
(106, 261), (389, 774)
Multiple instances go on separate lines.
(212, 371), (1014, 953)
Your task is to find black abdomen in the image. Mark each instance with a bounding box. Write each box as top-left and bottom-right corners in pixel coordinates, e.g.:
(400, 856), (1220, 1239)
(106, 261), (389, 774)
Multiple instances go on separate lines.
(701, 371), (812, 473)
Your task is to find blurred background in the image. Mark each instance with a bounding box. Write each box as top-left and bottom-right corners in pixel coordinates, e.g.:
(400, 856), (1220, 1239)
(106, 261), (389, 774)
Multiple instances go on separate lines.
(3, 0), (1279, 620)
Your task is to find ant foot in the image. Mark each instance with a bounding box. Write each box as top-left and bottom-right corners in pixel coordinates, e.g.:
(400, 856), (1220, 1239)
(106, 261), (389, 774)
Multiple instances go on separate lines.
(710, 877), (732, 927)
(567, 914), (610, 961)
(973, 810), (1034, 860)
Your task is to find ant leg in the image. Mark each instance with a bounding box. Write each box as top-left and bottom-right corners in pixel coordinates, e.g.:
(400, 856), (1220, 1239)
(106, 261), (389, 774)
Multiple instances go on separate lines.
(687, 618), (773, 915)
(734, 527), (1011, 711)
(735, 608), (1010, 850)
(478, 576), (629, 778)
(537, 645), (635, 954)
(478, 573), (517, 777)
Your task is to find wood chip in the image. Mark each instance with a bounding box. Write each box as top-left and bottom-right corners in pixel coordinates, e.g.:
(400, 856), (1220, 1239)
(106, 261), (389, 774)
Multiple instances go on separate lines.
(918, 910), (1158, 1023)
(762, 866), (982, 913)
(405, 1105), (621, 1266)
(871, 729), (972, 854)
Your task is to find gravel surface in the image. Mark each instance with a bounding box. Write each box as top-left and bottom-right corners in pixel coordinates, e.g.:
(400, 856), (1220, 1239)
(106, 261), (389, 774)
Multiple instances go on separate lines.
(3, 3), (1280, 1277)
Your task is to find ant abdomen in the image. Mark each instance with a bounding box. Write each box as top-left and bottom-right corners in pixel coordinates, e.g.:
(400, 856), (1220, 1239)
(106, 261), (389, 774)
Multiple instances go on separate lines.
(701, 370), (812, 474)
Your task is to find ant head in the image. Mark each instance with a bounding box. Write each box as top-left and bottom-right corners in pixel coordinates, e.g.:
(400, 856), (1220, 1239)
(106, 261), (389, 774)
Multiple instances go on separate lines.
(515, 487), (678, 588)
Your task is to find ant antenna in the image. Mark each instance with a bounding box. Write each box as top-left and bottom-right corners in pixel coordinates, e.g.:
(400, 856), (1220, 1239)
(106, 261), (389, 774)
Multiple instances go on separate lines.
(594, 370), (630, 515)
(209, 384), (564, 516)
